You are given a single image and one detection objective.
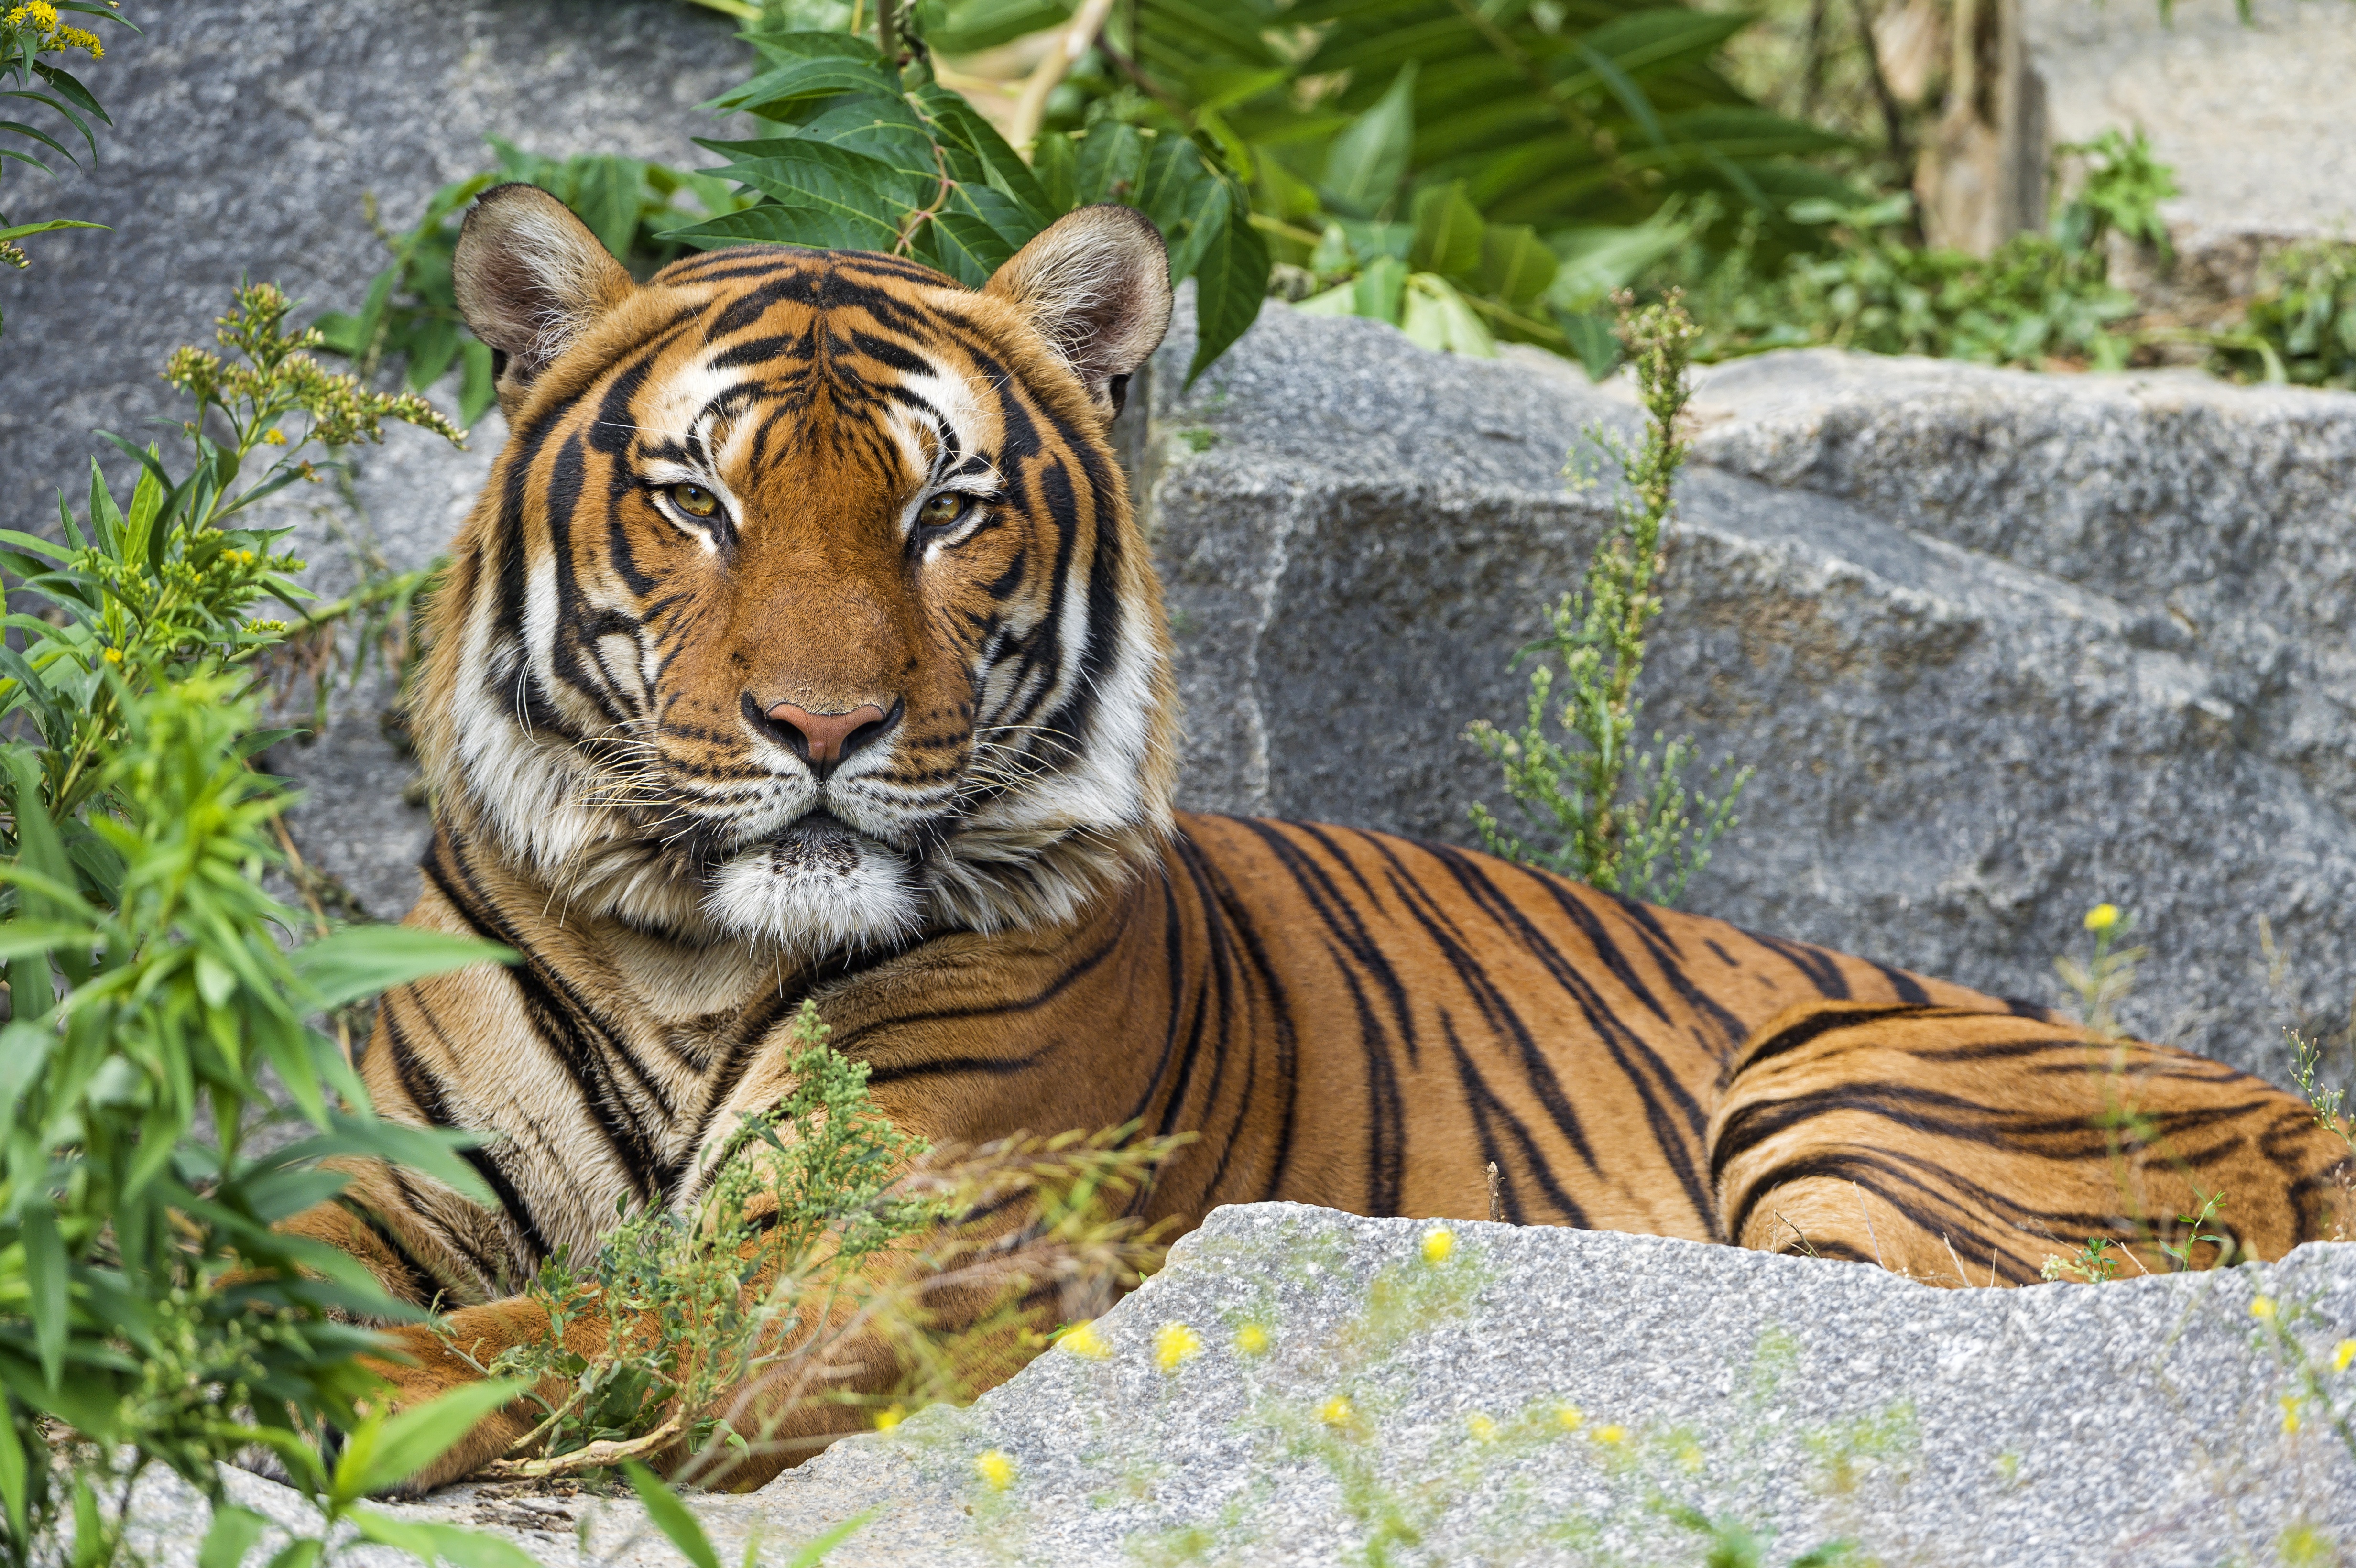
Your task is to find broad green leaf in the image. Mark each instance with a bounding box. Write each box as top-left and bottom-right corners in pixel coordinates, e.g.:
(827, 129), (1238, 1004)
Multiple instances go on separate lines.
(1074, 122), (1144, 206)
(710, 54), (900, 117)
(1353, 252), (1407, 325)
(1408, 181), (1483, 277)
(662, 202), (875, 255)
(1032, 132), (1079, 216)
(625, 1462), (721, 1568)
(930, 0), (1069, 54)
(1401, 273), (1494, 356)
(458, 338), (497, 425)
(197, 1505), (270, 1568)
(700, 142), (919, 248)
(1475, 222), (1556, 307)
(342, 1379), (532, 1502)
(1556, 306), (1619, 380)
(923, 211), (1017, 287)
(290, 926), (513, 1011)
(1186, 204), (1270, 386)
(1319, 63), (1416, 219)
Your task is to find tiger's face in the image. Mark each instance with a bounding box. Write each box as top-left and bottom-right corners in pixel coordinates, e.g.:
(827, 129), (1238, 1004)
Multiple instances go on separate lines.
(415, 187), (1178, 958)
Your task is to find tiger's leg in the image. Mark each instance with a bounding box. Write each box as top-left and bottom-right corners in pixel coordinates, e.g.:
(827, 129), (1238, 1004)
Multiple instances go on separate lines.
(290, 1181), (1054, 1494)
(1707, 1002), (2355, 1286)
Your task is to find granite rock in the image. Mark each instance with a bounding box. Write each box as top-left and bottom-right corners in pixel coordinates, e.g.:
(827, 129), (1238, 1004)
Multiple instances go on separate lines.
(115, 1206), (2356, 1565)
(1146, 304), (2356, 1081)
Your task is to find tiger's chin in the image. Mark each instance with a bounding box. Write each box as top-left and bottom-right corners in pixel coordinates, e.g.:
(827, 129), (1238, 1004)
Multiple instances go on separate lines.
(700, 813), (925, 955)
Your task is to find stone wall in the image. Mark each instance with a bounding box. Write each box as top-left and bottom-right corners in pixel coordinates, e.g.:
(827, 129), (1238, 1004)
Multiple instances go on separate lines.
(1148, 301), (2356, 1081)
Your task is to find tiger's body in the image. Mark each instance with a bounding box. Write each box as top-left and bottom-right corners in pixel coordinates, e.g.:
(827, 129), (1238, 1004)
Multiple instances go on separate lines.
(287, 188), (2353, 1492)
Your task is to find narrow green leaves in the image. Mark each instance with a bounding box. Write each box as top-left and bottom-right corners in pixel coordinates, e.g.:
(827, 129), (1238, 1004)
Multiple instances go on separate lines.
(624, 1462), (723, 1568)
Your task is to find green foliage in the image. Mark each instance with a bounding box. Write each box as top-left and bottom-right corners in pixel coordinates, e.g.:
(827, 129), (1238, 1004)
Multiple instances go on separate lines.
(0, 1), (131, 334)
(0, 287), (506, 1567)
(697, 27), (1266, 384)
(477, 1000), (1180, 1488)
(317, 140), (761, 425)
(2049, 127), (2177, 261)
(2038, 1236), (2125, 1285)
(2054, 904), (2144, 1042)
(2219, 240), (2356, 390)
(1466, 293), (1749, 906)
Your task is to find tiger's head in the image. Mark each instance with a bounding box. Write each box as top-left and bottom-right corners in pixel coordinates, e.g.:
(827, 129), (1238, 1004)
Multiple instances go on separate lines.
(414, 184), (1178, 959)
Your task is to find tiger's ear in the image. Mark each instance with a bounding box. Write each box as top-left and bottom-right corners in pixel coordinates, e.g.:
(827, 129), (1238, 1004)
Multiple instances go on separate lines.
(985, 204), (1172, 422)
(452, 183), (636, 407)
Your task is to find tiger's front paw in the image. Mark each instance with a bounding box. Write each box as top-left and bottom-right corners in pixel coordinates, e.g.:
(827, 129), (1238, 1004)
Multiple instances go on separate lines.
(353, 1316), (547, 1495)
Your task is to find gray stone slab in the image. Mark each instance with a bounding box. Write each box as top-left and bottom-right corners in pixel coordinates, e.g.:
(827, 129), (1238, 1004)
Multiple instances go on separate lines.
(1147, 303), (2356, 1081)
(114, 1206), (2356, 1565)
(2023, 0), (2356, 278)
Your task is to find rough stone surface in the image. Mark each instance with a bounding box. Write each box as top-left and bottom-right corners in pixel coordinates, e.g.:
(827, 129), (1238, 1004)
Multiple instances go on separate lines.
(1147, 304), (2356, 1081)
(119, 1207), (2356, 1564)
(0, 0), (748, 534)
(2022, 0), (2356, 298)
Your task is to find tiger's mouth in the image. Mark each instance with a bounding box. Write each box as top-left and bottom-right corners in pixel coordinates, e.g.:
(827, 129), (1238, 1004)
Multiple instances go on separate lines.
(698, 808), (927, 953)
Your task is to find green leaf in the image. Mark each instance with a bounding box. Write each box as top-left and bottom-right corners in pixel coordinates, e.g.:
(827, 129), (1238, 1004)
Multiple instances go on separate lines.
(698, 142), (918, 249)
(1186, 204), (1270, 387)
(1556, 307), (1619, 380)
(261, 1539), (322, 1568)
(1033, 132), (1079, 216)
(710, 54), (901, 117)
(923, 211), (1018, 287)
(458, 339), (497, 426)
(290, 926), (513, 1011)
(350, 1511), (545, 1568)
(1353, 252), (1407, 324)
(198, 1506), (270, 1568)
(1320, 63), (1417, 220)
(0, 217), (104, 243)
(0, 1414), (26, 1542)
(929, 0), (1069, 53)
(342, 1379), (532, 1502)
(779, 1512), (874, 1568)
(568, 154), (644, 260)
(1474, 222), (1556, 308)
(23, 1206), (66, 1389)
(1409, 181), (1483, 278)
(625, 1462), (721, 1568)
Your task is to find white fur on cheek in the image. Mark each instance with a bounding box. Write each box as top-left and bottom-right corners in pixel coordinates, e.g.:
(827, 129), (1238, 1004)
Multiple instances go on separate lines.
(701, 840), (924, 952)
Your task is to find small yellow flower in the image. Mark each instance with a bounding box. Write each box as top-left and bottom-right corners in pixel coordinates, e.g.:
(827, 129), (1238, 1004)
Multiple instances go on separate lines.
(2252, 1296), (2278, 1321)
(1317, 1395), (1353, 1429)
(2282, 1395), (2303, 1435)
(1061, 1321), (1113, 1361)
(1676, 1440), (1705, 1472)
(1421, 1227), (1456, 1265)
(974, 1449), (1015, 1492)
(2083, 903), (2120, 933)
(1234, 1322), (1270, 1357)
(100, 647), (122, 664)
(1466, 1413), (1496, 1441)
(1155, 1321), (1202, 1373)
(1595, 1424), (1627, 1446)
(261, 428), (287, 446)
(2334, 1339), (2355, 1373)
(1554, 1404), (1584, 1432)
(873, 1404), (905, 1431)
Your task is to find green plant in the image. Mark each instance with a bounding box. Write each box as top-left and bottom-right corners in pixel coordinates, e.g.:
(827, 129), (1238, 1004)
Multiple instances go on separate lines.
(2055, 902), (2145, 1041)
(1466, 291), (1749, 905)
(2216, 240), (2356, 390)
(0, 286), (520, 1566)
(318, 139), (762, 425)
(0, 0), (131, 335)
(2048, 127), (2177, 261)
(469, 1000), (1180, 1489)
(2038, 1236), (2125, 1285)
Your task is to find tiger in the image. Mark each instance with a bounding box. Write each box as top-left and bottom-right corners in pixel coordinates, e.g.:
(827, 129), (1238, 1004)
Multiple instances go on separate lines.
(284, 183), (2356, 1493)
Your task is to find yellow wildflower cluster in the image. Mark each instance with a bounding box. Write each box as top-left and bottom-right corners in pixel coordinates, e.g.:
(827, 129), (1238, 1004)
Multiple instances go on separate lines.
(1554, 1403), (1583, 1432)
(1317, 1395), (1354, 1429)
(1155, 1321), (1202, 1373)
(1465, 1413), (1496, 1442)
(2335, 1339), (2356, 1373)
(164, 285), (466, 451)
(873, 1404), (905, 1431)
(2083, 903), (2120, 933)
(1234, 1322), (1270, 1357)
(974, 1449), (1016, 1492)
(1420, 1227), (1455, 1264)
(5, 1), (105, 58)
(1060, 1321), (1112, 1361)
(2251, 1295), (2277, 1321)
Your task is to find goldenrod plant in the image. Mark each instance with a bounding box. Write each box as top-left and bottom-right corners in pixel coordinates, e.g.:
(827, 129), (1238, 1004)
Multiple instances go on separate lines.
(1467, 291), (1750, 906)
(0, 287), (510, 1568)
(0, 0), (132, 335)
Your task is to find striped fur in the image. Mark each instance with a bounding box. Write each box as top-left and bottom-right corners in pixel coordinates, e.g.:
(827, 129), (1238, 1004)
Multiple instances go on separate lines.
(284, 194), (2352, 1490)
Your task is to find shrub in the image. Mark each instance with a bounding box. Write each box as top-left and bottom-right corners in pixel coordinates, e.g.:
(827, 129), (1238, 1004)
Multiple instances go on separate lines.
(1466, 292), (1750, 905)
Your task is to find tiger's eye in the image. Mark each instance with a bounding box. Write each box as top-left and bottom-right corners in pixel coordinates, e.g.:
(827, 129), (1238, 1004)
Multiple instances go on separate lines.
(919, 494), (965, 527)
(671, 483), (719, 518)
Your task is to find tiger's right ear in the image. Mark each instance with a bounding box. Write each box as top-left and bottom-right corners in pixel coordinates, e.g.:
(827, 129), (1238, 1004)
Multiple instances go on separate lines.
(452, 184), (635, 407)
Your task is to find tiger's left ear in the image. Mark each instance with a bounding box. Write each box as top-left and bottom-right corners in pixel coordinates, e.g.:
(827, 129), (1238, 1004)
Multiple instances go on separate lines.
(986, 205), (1172, 422)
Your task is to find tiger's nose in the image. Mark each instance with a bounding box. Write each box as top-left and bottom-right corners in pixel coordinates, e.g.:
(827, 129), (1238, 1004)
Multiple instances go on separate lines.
(760, 699), (895, 774)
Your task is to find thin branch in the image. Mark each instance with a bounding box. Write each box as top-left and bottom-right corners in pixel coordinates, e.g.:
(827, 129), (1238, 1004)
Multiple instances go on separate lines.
(1009, 0), (1122, 154)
